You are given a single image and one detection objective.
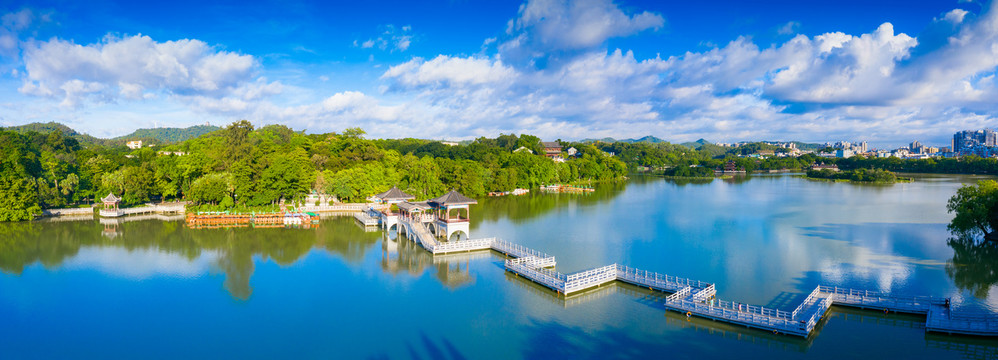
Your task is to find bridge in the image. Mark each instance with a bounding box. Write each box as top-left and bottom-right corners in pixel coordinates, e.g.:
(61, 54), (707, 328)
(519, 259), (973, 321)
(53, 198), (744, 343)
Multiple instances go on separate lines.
(391, 217), (997, 338)
(98, 203), (185, 218)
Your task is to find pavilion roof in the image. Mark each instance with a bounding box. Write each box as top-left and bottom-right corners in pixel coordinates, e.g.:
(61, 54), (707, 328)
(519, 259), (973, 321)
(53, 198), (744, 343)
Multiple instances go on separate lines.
(428, 190), (478, 206)
(397, 201), (431, 212)
(376, 186), (415, 201)
(101, 192), (120, 203)
(541, 141), (561, 148)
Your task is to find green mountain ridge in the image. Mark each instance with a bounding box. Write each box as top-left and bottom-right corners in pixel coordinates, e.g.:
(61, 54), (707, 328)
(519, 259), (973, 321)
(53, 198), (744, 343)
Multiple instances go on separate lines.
(581, 135), (671, 144)
(2, 122), (221, 146)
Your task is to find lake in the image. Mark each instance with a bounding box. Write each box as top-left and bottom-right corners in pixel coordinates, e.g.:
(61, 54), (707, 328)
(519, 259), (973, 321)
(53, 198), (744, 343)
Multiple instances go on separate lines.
(1, 174), (996, 359)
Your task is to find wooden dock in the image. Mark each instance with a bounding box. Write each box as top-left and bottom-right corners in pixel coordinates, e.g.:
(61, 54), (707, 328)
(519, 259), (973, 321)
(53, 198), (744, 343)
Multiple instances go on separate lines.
(392, 218), (997, 338)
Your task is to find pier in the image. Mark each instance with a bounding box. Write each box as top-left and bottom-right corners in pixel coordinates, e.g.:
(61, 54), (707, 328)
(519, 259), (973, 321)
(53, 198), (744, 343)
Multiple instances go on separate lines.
(358, 188), (998, 338)
(386, 214), (997, 338)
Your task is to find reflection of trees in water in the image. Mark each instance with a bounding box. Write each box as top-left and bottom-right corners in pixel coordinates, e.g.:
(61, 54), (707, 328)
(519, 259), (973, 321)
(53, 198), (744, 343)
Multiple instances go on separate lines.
(946, 236), (998, 298)
(662, 178), (714, 187)
(476, 181), (627, 225)
(0, 218), (382, 300)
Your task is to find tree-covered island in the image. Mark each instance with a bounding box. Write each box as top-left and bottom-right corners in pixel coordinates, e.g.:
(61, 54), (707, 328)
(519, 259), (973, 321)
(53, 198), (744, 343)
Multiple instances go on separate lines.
(803, 168), (911, 183)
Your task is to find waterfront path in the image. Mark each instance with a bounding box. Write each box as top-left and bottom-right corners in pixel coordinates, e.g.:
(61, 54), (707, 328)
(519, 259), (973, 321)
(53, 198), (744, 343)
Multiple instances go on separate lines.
(392, 218), (997, 338)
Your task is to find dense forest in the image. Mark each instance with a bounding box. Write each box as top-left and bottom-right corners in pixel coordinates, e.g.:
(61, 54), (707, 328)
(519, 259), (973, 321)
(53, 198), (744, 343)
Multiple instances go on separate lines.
(0, 121), (628, 221)
(592, 140), (822, 173)
(804, 168), (906, 183)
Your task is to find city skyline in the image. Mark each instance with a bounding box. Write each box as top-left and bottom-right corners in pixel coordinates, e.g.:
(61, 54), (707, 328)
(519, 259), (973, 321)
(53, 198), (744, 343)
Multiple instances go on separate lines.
(1, 0), (997, 147)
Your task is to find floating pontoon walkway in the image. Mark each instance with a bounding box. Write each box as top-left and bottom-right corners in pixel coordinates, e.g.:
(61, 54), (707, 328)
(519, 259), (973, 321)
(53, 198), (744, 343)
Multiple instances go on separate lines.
(394, 218), (998, 337)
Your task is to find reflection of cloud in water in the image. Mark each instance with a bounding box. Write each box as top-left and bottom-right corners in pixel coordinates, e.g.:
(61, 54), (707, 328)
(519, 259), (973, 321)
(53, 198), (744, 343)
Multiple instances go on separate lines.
(63, 246), (218, 280)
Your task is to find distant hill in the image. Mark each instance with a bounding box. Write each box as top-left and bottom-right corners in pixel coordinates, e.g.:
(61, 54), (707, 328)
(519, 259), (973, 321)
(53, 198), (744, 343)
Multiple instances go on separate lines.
(3, 121), (104, 145)
(581, 135), (669, 144)
(3, 121), (81, 136)
(680, 138), (712, 149)
(2, 122), (222, 146)
(114, 125), (221, 144)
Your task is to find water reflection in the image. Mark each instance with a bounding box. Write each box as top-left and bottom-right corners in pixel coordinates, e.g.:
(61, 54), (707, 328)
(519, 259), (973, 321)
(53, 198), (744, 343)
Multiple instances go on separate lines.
(476, 180), (628, 225)
(661, 177), (713, 186)
(380, 234), (480, 289)
(0, 218), (383, 300)
(947, 236), (998, 299)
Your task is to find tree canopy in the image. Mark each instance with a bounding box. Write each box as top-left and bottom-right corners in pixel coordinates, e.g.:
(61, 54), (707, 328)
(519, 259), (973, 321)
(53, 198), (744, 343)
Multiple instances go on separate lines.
(947, 180), (998, 241)
(0, 123), (630, 219)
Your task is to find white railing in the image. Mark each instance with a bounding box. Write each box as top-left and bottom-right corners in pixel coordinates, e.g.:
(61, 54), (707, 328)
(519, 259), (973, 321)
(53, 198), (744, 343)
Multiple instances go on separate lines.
(819, 286), (947, 313)
(691, 284), (716, 302)
(564, 264), (617, 293)
(667, 286), (692, 302)
(299, 203), (370, 212)
(791, 286), (823, 320)
(99, 209), (123, 217)
(505, 257), (567, 291)
(432, 238), (494, 254)
(665, 298), (805, 335)
(614, 264), (713, 291)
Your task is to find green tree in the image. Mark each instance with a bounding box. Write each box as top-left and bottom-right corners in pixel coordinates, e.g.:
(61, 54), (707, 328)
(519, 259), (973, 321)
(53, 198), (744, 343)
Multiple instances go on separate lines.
(947, 180), (998, 241)
(0, 176), (41, 221)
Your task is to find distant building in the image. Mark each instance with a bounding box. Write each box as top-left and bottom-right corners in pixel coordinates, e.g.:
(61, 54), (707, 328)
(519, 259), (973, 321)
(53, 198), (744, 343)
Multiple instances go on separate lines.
(953, 128), (998, 153)
(541, 141), (562, 158)
(157, 151), (187, 156)
(835, 149), (855, 158)
(566, 147), (578, 156)
(126, 140), (143, 149)
(513, 146), (533, 154)
(811, 164), (839, 171)
(441, 141), (459, 146)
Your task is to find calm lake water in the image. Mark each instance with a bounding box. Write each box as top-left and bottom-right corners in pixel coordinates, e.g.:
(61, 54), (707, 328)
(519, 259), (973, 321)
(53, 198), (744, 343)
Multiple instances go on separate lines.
(2, 174), (997, 359)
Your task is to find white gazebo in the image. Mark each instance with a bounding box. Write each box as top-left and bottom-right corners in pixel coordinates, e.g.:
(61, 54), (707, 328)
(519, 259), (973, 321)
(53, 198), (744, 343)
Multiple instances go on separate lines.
(427, 189), (478, 240)
(99, 193), (124, 217)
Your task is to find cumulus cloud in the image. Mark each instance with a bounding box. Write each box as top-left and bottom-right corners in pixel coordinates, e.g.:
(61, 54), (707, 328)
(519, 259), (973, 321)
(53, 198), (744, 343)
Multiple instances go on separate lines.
(8, 0), (998, 146)
(366, 0), (998, 144)
(18, 34), (277, 108)
(500, 0), (664, 67)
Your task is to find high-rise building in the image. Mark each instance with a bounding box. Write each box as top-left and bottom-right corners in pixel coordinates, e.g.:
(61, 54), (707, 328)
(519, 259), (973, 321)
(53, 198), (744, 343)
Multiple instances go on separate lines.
(953, 129), (998, 153)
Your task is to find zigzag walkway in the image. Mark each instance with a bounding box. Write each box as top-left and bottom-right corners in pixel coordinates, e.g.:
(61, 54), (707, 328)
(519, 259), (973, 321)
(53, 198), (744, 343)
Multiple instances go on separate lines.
(394, 219), (997, 337)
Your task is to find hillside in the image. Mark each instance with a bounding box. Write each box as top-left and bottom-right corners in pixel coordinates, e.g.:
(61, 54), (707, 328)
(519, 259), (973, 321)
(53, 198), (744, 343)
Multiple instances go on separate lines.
(3, 121), (104, 145)
(680, 138), (713, 149)
(2, 122), (222, 146)
(114, 125), (221, 144)
(582, 135), (669, 144)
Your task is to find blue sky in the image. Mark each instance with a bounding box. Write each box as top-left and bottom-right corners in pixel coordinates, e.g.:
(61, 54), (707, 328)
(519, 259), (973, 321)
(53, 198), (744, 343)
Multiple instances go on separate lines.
(1, 0), (996, 147)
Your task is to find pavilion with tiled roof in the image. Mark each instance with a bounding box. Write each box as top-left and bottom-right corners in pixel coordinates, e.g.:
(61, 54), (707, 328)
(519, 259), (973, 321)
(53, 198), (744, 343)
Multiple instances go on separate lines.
(428, 189), (477, 224)
(101, 193), (120, 210)
(376, 186), (415, 202)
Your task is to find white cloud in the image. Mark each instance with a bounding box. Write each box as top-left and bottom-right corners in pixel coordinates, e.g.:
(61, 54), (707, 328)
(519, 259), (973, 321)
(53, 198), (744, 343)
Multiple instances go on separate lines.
(382, 55), (517, 89)
(778, 21), (800, 35)
(500, 0), (663, 66)
(6, 1), (998, 147)
(18, 34), (277, 108)
(355, 24), (414, 52)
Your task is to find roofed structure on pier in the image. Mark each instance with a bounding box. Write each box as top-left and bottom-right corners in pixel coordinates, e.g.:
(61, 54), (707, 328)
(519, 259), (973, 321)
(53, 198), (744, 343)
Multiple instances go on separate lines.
(376, 186), (415, 202)
(428, 189), (477, 225)
(428, 190), (478, 207)
(397, 201), (431, 213)
(101, 193), (120, 208)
